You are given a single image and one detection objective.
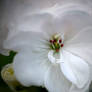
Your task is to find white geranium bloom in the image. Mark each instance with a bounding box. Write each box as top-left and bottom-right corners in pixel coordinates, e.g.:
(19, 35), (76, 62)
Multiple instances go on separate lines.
(1, 0), (92, 92)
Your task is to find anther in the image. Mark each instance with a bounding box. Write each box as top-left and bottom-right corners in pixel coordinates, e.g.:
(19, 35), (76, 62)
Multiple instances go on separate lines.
(59, 39), (62, 43)
(53, 39), (57, 43)
(61, 44), (64, 47)
(50, 40), (53, 43)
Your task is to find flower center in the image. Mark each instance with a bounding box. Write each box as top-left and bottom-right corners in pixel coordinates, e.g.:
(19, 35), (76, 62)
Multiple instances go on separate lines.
(48, 34), (64, 64)
(49, 34), (64, 52)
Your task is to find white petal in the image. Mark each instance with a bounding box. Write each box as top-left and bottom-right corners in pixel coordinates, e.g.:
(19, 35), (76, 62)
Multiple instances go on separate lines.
(65, 27), (92, 65)
(12, 12), (53, 32)
(48, 50), (56, 64)
(63, 11), (92, 42)
(69, 85), (89, 92)
(66, 27), (92, 44)
(43, 4), (92, 39)
(3, 11), (53, 52)
(65, 44), (92, 65)
(0, 0), (52, 55)
(60, 50), (90, 88)
(44, 65), (71, 92)
(4, 31), (49, 52)
(0, 0), (60, 34)
(13, 50), (50, 86)
(70, 78), (91, 92)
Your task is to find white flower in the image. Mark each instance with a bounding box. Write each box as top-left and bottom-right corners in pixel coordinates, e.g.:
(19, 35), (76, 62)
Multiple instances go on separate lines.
(1, 0), (92, 92)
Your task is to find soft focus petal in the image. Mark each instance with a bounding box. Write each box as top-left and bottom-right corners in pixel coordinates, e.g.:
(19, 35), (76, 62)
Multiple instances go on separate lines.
(60, 50), (89, 88)
(44, 65), (71, 92)
(4, 31), (49, 52)
(43, 4), (92, 40)
(61, 7), (92, 42)
(70, 72), (91, 92)
(9, 12), (53, 33)
(0, 3), (10, 55)
(65, 27), (92, 44)
(63, 13), (92, 42)
(0, 0), (56, 55)
(65, 27), (92, 65)
(13, 50), (50, 86)
(0, 0), (64, 35)
(0, 27), (10, 55)
(3, 11), (54, 52)
(70, 82), (90, 92)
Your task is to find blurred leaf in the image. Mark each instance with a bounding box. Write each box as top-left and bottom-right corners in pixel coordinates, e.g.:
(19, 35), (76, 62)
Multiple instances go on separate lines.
(0, 51), (16, 70)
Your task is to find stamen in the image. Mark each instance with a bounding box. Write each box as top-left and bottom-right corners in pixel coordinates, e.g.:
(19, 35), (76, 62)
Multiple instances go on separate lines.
(49, 34), (64, 52)
(50, 40), (53, 43)
(61, 44), (64, 47)
(56, 49), (59, 52)
(53, 39), (57, 43)
(59, 39), (62, 43)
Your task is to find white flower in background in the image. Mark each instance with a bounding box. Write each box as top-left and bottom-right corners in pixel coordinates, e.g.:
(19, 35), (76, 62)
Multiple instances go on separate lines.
(1, 0), (92, 92)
